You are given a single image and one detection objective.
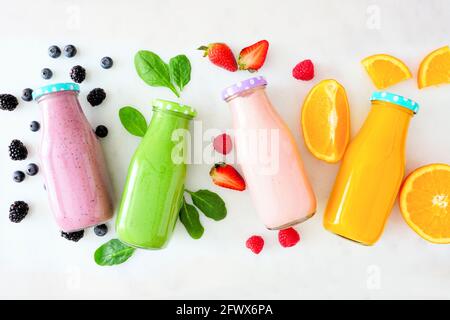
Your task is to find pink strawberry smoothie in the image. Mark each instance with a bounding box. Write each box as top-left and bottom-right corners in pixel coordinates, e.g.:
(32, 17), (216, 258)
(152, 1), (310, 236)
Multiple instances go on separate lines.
(224, 77), (316, 229)
(35, 84), (113, 232)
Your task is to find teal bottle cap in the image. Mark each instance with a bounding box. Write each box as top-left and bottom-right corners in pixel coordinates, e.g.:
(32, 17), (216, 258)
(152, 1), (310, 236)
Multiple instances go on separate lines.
(370, 91), (419, 114)
(33, 82), (80, 100)
(152, 99), (197, 118)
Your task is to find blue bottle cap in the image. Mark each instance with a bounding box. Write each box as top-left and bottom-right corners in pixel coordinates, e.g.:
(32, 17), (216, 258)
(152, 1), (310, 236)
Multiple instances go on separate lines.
(33, 82), (80, 100)
(370, 91), (419, 114)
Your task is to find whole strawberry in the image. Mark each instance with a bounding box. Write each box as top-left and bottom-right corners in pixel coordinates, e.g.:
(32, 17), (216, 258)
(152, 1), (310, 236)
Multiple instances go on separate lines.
(246, 235), (264, 254)
(209, 162), (246, 191)
(292, 59), (315, 81)
(198, 43), (237, 72)
(278, 227), (300, 248)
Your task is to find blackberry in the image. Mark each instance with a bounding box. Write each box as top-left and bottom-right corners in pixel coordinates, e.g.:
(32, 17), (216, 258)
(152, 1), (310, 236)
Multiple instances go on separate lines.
(61, 230), (84, 242)
(48, 45), (61, 58)
(9, 201), (29, 223)
(8, 139), (28, 161)
(30, 121), (40, 132)
(21, 88), (33, 102)
(87, 88), (106, 106)
(13, 171), (25, 183)
(63, 44), (77, 58)
(70, 65), (86, 83)
(95, 125), (108, 138)
(26, 163), (39, 176)
(94, 224), (108, 236)
(101, 56), (113, 69)
(0, 94), (18, 111)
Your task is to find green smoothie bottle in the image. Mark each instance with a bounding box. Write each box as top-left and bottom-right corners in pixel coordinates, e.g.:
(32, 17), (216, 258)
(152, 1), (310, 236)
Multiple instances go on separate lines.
(116, 99), (197, 249)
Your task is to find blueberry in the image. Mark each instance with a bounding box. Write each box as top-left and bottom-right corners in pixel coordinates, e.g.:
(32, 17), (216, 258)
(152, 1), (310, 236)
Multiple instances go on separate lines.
(63, 44), (77, 58)
(30, 121), (40, 132)
(13, 171), (25, 183)
(41, 68), (53, 80)
(95, 125), (108, 138)
(101, 56), (113, 69)
(21, 88), (33, 102)
(26, 163), (39, 176)
(94, 224), (108, 237)
(48, 45), (61, 58)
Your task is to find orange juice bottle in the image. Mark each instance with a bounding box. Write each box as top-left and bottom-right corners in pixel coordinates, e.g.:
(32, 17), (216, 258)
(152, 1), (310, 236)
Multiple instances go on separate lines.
(323, 92), (419, 245)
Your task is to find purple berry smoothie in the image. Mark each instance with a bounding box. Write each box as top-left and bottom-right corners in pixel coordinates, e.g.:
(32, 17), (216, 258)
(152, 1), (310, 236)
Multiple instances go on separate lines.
(34, 83), (113, 232)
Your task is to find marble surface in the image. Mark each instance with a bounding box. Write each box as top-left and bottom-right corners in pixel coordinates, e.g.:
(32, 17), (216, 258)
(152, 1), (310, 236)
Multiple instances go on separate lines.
(0, 0), (449, 299)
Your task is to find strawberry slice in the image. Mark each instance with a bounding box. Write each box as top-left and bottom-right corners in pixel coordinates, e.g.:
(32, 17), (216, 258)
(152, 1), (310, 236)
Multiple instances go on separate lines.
(238, 40), (269, 72)
(198, 43), (238, 72)
(209, 162), (246, 191)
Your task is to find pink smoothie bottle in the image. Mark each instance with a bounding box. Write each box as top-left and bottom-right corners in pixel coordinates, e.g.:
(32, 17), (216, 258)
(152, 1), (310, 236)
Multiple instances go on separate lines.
(33, 83), (113, 232)
(222, 76), (316, 229)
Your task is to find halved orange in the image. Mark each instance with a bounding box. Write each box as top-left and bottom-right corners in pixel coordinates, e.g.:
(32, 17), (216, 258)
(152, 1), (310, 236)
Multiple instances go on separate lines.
(361, 54), (412, 89)
(400, 163), (450, 244)
(417, 45), (450, 89)
(301, 79), (350, 163)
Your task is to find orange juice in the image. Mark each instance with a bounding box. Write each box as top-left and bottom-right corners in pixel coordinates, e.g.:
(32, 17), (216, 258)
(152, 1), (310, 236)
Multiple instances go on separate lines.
(323, 92), (419, 245)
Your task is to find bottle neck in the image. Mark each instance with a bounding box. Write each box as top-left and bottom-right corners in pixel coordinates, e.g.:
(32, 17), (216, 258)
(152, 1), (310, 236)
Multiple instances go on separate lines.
(359, 100), (413, 150)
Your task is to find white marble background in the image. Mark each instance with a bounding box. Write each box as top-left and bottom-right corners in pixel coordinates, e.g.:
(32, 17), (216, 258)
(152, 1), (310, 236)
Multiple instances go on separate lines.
(0, 0), (449, 299)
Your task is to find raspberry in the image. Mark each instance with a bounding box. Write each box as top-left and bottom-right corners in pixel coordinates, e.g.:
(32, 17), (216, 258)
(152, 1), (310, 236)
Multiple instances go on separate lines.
(278, 227), (300, 248)
(246, 235), (264, 254)
(292, 59), (314, 81)
(213, 133), (232, 155)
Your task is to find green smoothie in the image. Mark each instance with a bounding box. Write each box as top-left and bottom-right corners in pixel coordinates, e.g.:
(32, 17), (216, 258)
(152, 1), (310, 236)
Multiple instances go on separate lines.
(116, 99), (197, 249)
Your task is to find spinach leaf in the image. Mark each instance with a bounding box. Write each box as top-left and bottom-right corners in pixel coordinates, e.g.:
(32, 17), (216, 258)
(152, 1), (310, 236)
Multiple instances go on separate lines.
(94, 239), (135, 266)
(179, 197), (204, 239)
(169, 54), (191, 92)
(119, 106), (148, 137)
(134, 50), (179, 97)
(186, 189), (227, 221)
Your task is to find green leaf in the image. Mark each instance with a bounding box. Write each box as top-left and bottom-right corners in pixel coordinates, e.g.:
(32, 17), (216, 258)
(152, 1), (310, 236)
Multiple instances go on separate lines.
(94, 239), (136, 266)
(179, 197), (204, 239)
(186, 189), (227, 221)
(119, 106), (148, 137)
(169, 54), (191, 92)
(134, 50), (179, 97)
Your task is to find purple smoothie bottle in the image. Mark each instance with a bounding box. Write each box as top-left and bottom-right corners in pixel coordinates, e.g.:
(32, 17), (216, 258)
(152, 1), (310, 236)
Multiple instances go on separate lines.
(33, 83), (113, 232)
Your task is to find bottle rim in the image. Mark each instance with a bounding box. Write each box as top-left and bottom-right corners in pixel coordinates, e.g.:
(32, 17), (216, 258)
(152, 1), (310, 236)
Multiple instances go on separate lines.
(152, 99), (197, 119)
(370, 91), (419, 114)
(32, 83), (80, 101)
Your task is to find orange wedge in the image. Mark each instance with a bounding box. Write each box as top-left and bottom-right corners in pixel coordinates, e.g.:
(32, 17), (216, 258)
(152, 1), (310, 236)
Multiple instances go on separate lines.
(417, 46), (450, 89)
(400, 163), (450, 244)
(301, 79), (350, 163)
(361, 54), (412, 89)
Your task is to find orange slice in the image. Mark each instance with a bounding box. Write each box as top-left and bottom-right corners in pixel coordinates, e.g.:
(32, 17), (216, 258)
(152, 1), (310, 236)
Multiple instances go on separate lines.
(361, 54), (412, 89)
(400, 163), (450, 244)
(417, 45), (450, 89)
(301, 79), (350, 163)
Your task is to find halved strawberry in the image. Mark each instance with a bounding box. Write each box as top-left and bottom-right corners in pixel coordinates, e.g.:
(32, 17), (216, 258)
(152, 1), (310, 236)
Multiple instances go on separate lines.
(198, 43), (238, 72)
(209, 162), (246, 191)
(238, 40), (269, 72)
